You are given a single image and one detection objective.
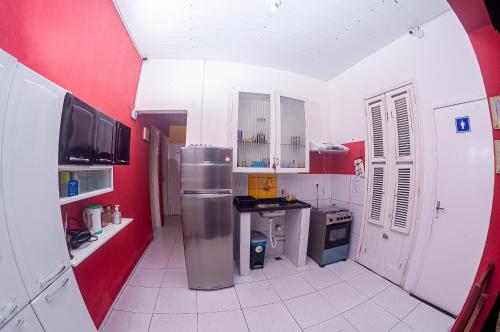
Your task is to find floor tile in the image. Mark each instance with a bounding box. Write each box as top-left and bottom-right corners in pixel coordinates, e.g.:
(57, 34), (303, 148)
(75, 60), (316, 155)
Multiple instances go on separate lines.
(162, 269), (188, 288)
(390, 322), (414, 332)
(304, 315), (358, 332)
(102, 310), (151, 332)
(128, 268), (165, 288)
(262, 257), (297, 279)
(198, 309), (249, 332)
(147, 243), (174, 255)
(269, 274), (314, 300)
(347, 271), (391, 298)
(235, 280), (280, 308)
(292, 256), (320, 273)
(319, 282), (367, 313)
(114, 286), (159, 313)
(343, 300), (398, 332)
(326, 260), (365, 280)
(300, 267), (342, 290)
(140, 253), (169, 269)
(167, 250), (186, 268)
(197, 287), (241, 313)
(243, 302), (301, 332)
(284, 292), (338, 329)
(234, 268), (266, 284)
(149, 313), (197, 332)
(403, 303), (455, 332)
(155, 288), (197, 313)
(372, 286), (420, 320)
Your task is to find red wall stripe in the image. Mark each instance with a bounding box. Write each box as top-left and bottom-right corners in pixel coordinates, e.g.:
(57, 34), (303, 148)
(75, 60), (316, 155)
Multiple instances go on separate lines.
(0, 0), (148, 327)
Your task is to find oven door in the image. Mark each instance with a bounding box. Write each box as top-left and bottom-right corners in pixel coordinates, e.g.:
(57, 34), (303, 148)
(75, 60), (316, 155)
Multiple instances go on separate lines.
(324, 221), (351, 249)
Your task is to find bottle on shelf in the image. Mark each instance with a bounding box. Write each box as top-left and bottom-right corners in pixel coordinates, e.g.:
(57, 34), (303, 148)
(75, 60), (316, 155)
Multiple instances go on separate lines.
(112, 204), (122, 224)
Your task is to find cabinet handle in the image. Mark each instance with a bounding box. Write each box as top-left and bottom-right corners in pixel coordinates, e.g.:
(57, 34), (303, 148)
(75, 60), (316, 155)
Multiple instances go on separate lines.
(40, 265), (66, 289)
(45, 278), (70, 303)
(69, 156), (90, 162)
(96, 158), (112, 163)
(0, 303), (18, 326)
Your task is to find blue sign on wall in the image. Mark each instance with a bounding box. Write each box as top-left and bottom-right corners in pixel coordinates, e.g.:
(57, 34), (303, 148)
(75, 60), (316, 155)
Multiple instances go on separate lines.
(455, 116), (471, 133)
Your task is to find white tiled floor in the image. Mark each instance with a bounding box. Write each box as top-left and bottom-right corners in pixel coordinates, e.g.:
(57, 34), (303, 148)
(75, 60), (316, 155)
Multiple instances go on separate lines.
(101, 216), (455, 332)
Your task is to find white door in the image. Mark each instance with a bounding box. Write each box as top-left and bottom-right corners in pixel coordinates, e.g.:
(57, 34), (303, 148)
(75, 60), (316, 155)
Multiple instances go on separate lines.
(359, 85), (418, 285)
(0, 49), (30, 329)
(413, 99), (493, 315)
(31, 269), (95, 332)
(0, 305), (44, 332)
(161, 135), (169, 217)
(2, 64), (70, 300)
(167, 144), (182, 215)
(149, 126), (161, 228)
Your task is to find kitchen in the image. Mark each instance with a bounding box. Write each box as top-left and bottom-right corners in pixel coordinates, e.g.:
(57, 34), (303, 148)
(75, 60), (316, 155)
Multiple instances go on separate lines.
(0, 1), (499, 332)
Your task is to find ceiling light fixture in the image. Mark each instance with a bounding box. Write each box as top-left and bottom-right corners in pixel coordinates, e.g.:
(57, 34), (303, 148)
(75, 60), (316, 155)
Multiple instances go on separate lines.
(270, 0), (282, 12)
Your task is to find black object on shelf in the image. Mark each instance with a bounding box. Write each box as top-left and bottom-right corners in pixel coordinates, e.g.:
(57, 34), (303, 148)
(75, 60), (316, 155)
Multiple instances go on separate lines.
(59, 93), (97, 165)
(114, 122), (131, 165)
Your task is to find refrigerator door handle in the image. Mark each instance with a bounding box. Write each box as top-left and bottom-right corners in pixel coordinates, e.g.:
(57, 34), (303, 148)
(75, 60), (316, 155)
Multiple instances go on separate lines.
(182, 193), (232, 199)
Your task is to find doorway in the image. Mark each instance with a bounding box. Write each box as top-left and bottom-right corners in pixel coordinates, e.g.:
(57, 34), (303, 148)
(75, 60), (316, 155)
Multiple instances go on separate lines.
(149, 126), (162, 229)
(412, 99), (494, 315)
(167, 144), (182, 215)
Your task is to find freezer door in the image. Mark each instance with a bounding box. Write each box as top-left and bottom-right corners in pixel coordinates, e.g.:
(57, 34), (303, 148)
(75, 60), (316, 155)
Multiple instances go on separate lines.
(182, 193), (234, 290)
(181, 146), (232, 191)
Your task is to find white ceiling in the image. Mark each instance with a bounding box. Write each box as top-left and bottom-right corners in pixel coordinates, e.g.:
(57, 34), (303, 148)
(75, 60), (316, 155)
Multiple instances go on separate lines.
(114, 0), (450, 81)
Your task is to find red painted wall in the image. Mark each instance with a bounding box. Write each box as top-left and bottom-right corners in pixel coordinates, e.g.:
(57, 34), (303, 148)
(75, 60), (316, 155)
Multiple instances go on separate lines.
(309, 141), (365, 175)
(0, 0), (148, 328)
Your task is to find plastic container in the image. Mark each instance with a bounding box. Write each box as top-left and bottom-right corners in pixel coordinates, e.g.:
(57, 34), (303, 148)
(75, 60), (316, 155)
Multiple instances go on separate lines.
(250, 231), (267, 269)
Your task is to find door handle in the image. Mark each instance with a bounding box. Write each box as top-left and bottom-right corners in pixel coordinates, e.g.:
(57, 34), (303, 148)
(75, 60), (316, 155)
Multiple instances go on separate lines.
(0, 303), (18, 326)
(45, 277), (70, 302)
(40, 265), (66, 289)
(435, 200), (445, 213)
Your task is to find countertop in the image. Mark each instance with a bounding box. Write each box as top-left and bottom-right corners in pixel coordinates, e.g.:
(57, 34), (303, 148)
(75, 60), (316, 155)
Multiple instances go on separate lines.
(233, 196), (311, 213)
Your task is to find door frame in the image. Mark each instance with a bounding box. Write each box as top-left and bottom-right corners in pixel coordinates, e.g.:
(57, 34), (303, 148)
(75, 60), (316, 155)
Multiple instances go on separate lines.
(161, 135), (169, 217)
(167, 143), (183, 215)
(149, 126), (162, 229)
(357, 81), (424, 287)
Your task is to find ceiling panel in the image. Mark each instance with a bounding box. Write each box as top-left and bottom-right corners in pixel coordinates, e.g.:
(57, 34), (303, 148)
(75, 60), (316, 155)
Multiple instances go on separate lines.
(114, 0), (450, 80)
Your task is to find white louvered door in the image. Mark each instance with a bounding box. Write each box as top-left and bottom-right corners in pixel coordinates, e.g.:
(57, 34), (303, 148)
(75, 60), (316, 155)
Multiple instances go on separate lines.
(359, 84), (418, 285)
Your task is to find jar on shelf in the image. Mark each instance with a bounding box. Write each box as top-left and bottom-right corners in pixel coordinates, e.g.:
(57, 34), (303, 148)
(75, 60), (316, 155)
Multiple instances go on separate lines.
(101, 205), (113, 227)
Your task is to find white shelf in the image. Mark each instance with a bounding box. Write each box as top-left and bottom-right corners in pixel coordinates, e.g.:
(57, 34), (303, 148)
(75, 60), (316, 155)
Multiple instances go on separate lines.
(60, 188), (113, 205)
(59, 165), (114, 205)
(70, 218), (134, 267)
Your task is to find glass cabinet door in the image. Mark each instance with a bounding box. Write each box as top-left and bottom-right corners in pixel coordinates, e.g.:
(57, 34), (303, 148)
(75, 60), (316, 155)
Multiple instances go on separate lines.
(236, 92), (274, 171)
(277, 95), (308, 172)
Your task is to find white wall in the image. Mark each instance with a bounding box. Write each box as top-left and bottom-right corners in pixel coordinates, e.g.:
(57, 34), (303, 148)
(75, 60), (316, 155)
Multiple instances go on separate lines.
(325, 11), (487, 290)
(135, 60), (329, 146)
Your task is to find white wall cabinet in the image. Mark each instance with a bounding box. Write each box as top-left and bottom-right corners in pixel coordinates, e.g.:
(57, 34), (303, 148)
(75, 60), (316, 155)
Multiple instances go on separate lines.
(2, 63), (71, 300)
(0, 49), (30, 330)
(31, 269), (94, 332)
(232, 90), (309, 173)
(0, 305), (44, 332)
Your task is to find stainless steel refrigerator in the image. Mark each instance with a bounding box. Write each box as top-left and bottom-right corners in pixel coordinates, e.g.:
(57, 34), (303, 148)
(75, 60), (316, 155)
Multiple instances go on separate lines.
(180, 146), (234, 290)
